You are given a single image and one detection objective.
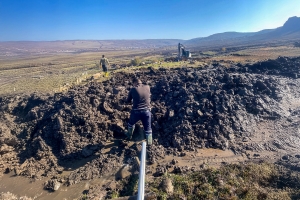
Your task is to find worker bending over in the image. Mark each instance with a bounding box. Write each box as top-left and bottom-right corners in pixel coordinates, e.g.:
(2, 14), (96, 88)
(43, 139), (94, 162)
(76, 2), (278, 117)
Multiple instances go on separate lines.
(125, 77), (152, 145)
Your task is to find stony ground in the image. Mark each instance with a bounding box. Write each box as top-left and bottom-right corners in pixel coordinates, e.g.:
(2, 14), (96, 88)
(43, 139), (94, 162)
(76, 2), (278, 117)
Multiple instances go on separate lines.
(1, 56), (300, 199)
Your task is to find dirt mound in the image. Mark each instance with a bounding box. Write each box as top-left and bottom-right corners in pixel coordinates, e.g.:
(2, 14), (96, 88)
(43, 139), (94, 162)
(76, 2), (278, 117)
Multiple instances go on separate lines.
(243, 56), (300, 78)
(1, 56), (300, 187)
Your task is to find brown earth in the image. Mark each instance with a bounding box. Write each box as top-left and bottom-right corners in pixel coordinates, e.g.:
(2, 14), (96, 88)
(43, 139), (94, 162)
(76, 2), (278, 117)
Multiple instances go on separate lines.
(1, 56), (300, 199)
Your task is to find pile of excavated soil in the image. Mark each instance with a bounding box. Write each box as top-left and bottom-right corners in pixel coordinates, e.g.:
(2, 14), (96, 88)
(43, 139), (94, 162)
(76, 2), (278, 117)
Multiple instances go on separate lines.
(1, 56), (300, 191)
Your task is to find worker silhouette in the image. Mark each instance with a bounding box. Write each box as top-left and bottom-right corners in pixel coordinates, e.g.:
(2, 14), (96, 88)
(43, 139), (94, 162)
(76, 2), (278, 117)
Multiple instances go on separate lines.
(100, 55), (110, 77)
(125, 77), (152, 145)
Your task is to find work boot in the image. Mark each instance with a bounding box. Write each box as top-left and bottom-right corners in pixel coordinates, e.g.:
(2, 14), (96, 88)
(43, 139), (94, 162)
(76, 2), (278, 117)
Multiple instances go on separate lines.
(125, 126), (134, 140)
(146, 134), (153, 146)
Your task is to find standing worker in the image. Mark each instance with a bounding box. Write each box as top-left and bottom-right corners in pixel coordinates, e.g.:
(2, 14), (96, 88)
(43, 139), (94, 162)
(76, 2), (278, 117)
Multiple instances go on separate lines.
(100, 55), (110, 77)
(125, 77), (152, 145)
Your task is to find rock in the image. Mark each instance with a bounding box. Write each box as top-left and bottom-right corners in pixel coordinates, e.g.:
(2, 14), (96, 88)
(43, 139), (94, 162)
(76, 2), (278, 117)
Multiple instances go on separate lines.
(273, 140), (285, 149)
(169, 110), (174, 118)
(155, 165), (167, 176)
(92, 98), (100, 107)
(133, 156), (140, 169)
(0, 144), (13, 155)
(13, 167), (21, 176)
(53, 182), (61, 191)
(44, 179), (61, 191)
(197, 110), (203, 116)
(116, 165), (131, 180)
(186, 108), (193, 116)
(173, 166), (182, 174)
(282, 155), (291, 160)
(228, 134), (235, 140)
(106, 181), (118, 191)
(102, 101), (114, 113)
(161, 178), (174, 194)
(54, 116), (63, 130)
(171, 159), (178, 165)
(26, 109), (38, 120)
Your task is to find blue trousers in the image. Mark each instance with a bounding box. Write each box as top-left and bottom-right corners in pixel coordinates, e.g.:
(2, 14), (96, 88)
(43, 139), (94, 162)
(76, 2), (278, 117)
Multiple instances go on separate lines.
(128, 109), (152, 135)
(102, 65), (108, 72)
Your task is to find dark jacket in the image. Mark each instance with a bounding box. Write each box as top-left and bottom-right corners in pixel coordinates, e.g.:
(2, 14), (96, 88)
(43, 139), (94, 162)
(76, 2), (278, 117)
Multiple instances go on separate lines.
(127, 84), (151, 110)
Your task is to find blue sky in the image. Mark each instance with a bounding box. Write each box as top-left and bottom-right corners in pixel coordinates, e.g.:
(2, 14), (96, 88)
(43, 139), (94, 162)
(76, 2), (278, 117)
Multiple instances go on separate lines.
(0, 0), (299, 41)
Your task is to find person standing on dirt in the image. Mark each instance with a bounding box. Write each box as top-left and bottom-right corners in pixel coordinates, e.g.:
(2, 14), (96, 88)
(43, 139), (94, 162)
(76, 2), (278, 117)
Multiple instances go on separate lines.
(125, 77), (152, 145)
(100, 55), (110, 77)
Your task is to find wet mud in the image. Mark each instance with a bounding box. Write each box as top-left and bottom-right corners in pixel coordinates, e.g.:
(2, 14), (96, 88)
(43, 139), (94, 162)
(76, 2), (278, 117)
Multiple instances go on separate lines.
(1, 56), (300, 198)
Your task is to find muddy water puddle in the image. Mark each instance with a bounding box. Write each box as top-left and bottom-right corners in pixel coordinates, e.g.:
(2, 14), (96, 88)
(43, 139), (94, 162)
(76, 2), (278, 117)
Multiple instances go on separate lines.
(0, 173), (113, 200)
(0, 147), (284, 199)
(149, 148), (246, 173)
(0, 148), (244, 199)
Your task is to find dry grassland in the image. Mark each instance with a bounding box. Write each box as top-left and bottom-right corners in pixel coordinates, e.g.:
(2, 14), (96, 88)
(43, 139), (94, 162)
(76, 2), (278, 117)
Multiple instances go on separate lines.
(0, 49), (157, 96)
(212, 45), (300, 63)
(1, 45), (299, 96)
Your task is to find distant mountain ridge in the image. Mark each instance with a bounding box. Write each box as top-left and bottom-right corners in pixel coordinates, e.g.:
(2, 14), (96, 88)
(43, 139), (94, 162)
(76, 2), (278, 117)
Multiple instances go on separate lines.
(184, 16), (300, 49)
(0, 16), (299, 53)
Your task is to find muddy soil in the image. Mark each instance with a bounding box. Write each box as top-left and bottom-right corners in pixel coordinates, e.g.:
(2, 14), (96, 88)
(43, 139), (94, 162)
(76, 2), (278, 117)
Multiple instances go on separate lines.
(1, 56), (300, 199)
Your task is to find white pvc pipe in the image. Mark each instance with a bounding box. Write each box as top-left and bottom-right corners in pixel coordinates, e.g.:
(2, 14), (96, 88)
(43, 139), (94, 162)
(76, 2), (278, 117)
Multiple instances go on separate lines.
(137, 142), (146, 200)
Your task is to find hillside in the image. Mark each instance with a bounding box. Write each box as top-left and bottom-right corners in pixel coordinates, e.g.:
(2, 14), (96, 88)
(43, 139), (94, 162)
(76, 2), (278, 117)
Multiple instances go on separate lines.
(1, 16), (299, 56)
(184, 16), (300, 49)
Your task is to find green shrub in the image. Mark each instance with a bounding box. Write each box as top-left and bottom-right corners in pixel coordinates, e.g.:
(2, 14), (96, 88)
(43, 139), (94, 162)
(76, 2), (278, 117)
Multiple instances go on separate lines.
(130, 57), (141, 66)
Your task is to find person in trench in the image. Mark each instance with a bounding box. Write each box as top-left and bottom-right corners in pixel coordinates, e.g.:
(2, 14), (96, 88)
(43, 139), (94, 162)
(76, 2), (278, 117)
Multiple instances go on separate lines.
(125, 77), (153, 145)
